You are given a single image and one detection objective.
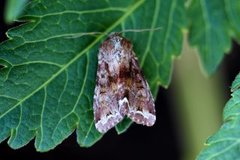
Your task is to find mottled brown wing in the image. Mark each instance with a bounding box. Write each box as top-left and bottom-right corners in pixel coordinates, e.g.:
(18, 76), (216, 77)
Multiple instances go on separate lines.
(93, 33), (156, 133)
(93, 36), (125, 133)
(127, 53), (156, 126)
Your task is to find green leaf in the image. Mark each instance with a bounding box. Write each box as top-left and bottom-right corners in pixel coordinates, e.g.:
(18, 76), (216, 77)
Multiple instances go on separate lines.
(0, 0), (185, 151)
(231, 72), (240, 92)
(4, 0), (29, 24)
(197, 72), (240, 160)
(225, 0), (240, 41)
(116, 118), (133, 134)
(116, 0), (186, 134)
(188, 0), (232, 74)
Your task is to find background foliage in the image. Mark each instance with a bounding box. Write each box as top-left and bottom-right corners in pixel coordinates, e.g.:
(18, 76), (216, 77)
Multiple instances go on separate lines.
(197, 73), (240, 159)
(0, 0), (240, 158)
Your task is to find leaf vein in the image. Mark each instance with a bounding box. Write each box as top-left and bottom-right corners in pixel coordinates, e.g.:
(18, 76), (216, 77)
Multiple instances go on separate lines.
(27, 7), (127, 18)
(38, 86), (47, 148)
(52, 52), (90, 137)
(82, 120), (94, 145)
(0, 95), (20, 101)
(162, 0), (176, 62)
(206, 140), (240, 160)
(13, 61), (63, 68)
(9, 104), (23, 144)
(140, 0), (160, 67)
(0, 0), (144, 121)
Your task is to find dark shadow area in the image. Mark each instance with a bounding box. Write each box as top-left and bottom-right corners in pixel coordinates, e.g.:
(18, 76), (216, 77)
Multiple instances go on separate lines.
(224, 41), (240, 85)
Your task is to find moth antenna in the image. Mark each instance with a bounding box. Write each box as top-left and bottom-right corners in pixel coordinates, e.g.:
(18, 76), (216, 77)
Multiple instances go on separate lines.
(119, 27), (162, 34)
(65, 27), (161, 39)
(65, 31), (107, 39)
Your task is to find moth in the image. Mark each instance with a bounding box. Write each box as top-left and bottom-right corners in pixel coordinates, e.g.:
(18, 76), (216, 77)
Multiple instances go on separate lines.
(93, 33), (156, 133)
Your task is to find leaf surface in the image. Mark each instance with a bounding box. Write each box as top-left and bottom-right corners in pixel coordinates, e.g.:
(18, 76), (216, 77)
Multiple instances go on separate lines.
(188, 0), (233, 74)
(0, 0), (185, 151)
(197, 73), (240, 160)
